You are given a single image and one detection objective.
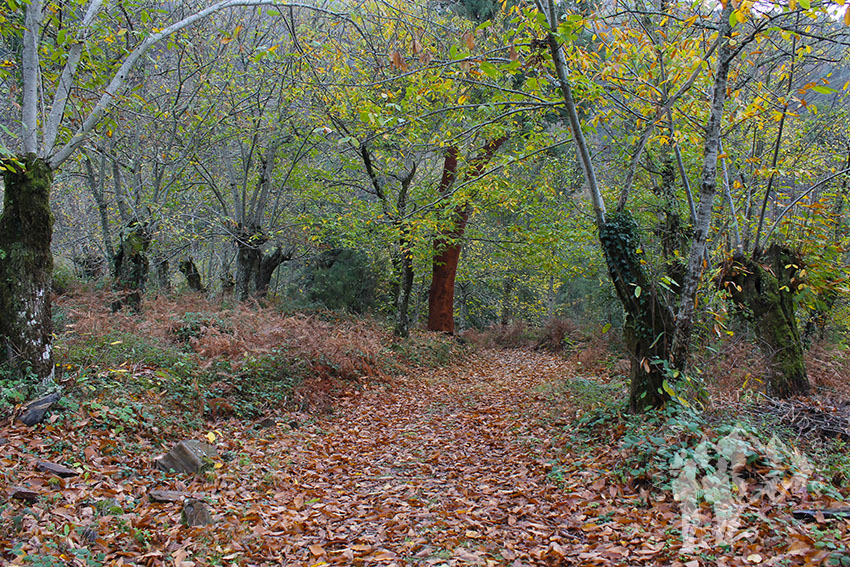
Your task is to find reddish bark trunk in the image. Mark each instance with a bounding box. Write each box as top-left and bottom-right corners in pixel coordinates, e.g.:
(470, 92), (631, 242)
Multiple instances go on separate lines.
(427, 137), (507, 333)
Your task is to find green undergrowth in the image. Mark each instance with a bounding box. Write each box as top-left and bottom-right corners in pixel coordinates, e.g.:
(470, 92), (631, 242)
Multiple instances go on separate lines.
(547, 381), (850, 562)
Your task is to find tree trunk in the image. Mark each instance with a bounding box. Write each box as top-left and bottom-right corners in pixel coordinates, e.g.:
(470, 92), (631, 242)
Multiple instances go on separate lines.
(427, 137), (507, 333)
(394, 232), (415, 338)
(112, 220), (151, 312)
(255, 246), (291, 298)
(179, 258), (206, 293)
(234, 226), (264, 301)
(600, 212), (676, 412)
(155, 258), (170, 293)
(720, 244), (809, 398)
(428, 206), (468, 334)
(0, 155), (55, 386)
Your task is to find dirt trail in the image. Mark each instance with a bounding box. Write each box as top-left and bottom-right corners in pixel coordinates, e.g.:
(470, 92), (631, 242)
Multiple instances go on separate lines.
(209, 348), (662, 566)
(276, 349), (579, 565)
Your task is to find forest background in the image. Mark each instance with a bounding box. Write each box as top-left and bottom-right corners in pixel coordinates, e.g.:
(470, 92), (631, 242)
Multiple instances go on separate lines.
(3, 0), (850, 563)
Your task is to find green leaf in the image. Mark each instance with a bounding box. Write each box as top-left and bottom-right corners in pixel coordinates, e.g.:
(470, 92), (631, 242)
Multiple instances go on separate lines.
(634, 286), (642, 298)
(729, 10), (738, 26)
(479, 61), (499, 80)
(812, 85), (836, 95)
(601, 323), (611, 334)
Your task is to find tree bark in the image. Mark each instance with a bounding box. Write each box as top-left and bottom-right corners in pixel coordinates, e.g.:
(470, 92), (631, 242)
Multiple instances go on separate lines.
(112, 220), (151, 312)
(234, 226), (290, 300)
(427, 137), (507, 333)
(155, 258), (171, 293)
(600, 212), (676, 412)
(0, 155), (55, 385)
(720, 245), (809, 397)
(394, 228), (415, 338)
(669, 4), (734, 368)
(235, 229), (264, 302)
(256, 245), (292, 297)
(179, 258), (206, 293)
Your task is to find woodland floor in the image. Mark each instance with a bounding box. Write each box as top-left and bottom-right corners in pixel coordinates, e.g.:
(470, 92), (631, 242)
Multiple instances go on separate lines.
(2, 348), (849, 566)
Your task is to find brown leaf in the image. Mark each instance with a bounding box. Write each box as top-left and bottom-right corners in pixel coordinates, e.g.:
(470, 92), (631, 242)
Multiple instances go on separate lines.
(463, 31), (475, 50)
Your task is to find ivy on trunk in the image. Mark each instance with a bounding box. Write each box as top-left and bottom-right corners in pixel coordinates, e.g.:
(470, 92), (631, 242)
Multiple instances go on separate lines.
(112, 220), (151, 312)
(600, 212), (676, 412)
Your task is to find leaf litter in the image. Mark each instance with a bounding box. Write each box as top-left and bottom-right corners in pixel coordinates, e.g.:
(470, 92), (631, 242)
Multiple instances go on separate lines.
(2, 349), (848, 566)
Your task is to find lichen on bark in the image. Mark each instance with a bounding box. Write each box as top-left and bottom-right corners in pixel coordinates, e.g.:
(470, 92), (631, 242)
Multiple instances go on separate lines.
(0, 154), (55, 386)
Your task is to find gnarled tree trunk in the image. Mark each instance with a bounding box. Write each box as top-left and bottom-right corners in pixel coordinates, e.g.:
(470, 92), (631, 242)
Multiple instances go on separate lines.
(234, 226), (290, 300)
(720, 244), (809, 398)
(112, 220), (151, 312)
(0, 155), (55, 385)
(256, 245), (292, 298)
(179, 258), (206, 293)
(235, 225), (265, 301)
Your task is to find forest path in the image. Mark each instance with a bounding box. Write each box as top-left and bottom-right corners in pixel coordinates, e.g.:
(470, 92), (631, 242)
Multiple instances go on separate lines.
(231, 349), (653, 566)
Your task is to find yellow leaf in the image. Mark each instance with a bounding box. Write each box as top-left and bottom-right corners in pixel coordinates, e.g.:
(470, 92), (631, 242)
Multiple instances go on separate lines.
(213, 462), (223, 469)
(206, 431), (216, 443)
(845, 5), (850, 25)
(110, 340), (123, 345)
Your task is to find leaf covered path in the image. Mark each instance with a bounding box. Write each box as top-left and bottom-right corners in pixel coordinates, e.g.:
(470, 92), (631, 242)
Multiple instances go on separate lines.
(220, 349), (680, 566)
(281, 349), (581, 565)
(3, 349), (835, 566)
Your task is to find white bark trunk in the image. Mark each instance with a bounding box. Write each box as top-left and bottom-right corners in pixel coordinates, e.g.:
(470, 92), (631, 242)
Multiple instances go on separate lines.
(42, 0), (104, 155)
(21, 1), (42, 155)
(670, 4), (735, 366)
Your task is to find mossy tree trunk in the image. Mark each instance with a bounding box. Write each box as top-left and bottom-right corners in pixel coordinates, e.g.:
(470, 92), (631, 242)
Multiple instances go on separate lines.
(179, 258), (206, 293)
(720, 244), (809, 398)
(600, 212), (676, 412)
(0, 155), (55, 385)
(112, 220), (151, 312)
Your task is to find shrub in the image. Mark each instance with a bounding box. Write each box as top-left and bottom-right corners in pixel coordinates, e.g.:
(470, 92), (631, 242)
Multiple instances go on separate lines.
(304, 248), (376, 313)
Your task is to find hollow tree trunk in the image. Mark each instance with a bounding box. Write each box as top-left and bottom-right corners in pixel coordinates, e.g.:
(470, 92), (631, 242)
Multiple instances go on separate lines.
(179, 258), (206, 293)
(600, 212), (676, 412)
(720, 244), (809, 397)
(0, 155), (55, 385)
(112, 220), (151, 312)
